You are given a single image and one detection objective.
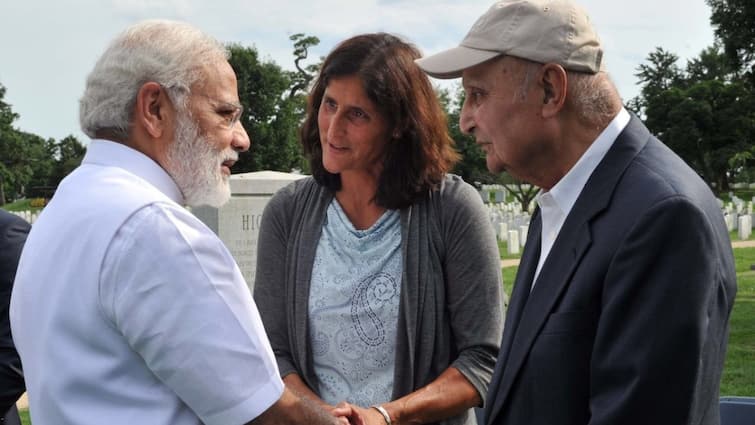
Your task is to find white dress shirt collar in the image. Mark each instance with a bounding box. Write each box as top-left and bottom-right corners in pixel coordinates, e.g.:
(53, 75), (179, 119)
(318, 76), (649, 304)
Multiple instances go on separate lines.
(83, 139), (184, 204)
(532, 108), (631, 285)
(546, 108), (631, 216)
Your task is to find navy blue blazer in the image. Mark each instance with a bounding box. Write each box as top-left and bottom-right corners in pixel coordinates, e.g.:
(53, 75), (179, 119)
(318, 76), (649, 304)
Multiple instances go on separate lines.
(485, 116), (737, 425)
(0, 210), (29, 414)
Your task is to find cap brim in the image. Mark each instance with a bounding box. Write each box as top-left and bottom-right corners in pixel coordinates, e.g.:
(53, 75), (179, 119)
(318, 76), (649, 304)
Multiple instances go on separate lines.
(415, 46), (502, 79)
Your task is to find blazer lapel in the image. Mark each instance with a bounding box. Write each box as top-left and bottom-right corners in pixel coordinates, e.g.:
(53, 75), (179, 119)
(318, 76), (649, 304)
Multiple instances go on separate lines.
(485, 211), (541, 424)
(485, 115), (651, 424)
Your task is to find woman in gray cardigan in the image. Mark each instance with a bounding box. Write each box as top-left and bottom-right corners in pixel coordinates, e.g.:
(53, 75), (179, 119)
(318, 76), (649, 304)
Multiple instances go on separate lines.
(253, 33), (504, 425)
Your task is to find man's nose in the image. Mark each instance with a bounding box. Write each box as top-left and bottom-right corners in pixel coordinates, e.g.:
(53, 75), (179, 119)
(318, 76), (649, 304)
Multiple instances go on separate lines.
(459, 100), (476, 135)
(232, 121), (251, 152)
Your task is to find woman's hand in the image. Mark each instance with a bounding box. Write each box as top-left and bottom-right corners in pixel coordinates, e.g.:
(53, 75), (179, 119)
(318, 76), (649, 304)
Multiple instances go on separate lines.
(330, 401), (372, 425)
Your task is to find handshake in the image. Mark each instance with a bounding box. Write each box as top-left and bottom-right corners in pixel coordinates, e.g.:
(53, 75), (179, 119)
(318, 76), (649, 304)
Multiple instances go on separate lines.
(329, 402), (389, 425)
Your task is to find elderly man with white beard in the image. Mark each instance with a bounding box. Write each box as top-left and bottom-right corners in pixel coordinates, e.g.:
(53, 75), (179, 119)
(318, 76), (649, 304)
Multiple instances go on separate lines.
(10, 20), (362, 425)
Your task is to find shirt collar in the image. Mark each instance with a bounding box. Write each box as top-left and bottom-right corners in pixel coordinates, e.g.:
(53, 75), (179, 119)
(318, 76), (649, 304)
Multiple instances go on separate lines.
(544, 107), (631, 215)
(83, 139), (184, 204)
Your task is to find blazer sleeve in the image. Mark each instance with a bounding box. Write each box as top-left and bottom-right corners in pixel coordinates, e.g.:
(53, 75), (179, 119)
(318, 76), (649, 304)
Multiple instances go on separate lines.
(589, 195), (735, 424)
(439, 178), (505, 403)
(0, 213), (31, 412)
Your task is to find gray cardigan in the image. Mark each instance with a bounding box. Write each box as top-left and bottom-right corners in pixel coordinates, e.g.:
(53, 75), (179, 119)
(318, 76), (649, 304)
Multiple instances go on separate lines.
(253, 175), (504, 425)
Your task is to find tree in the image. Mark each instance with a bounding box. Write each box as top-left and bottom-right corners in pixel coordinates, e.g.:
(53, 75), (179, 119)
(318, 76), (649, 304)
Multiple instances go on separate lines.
(0, 130), (52, 204)
(228, 44), (294, 172)
(0, 83), (18, 204)
(43, 135), (86, 194)
(630, 48), (683, 124)
(707, 0), (755, 81)
(0, 84), (52, 204)
(0, 82), (86, 203)
(706, 0), (755, 184)
(287, 33), (321, 100)
(629, 45), (755, 191)
(227, 35), (321, 174)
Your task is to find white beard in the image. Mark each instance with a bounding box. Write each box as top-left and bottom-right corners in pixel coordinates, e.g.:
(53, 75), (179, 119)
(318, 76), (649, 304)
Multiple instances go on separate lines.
(165, 111), (237, 208)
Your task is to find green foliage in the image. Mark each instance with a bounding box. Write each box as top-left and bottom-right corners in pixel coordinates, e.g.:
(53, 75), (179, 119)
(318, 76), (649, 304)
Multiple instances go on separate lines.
(29, 198), (47, 208)
(0, 83), (85, 204)
(227, 35), (321, 174)
(228, 43), (295, 172)
(707, 0), (755, 82)
(721, 247), (755, 395)
(501, 265), (517, 302)
(0, 198), (43, 212)
(631, 45), (755, 191)
(288, 33), (321, 100)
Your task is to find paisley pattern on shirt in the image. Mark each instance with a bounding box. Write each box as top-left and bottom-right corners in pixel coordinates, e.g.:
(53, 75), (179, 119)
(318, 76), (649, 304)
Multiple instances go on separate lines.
(309, 199), (402, 407)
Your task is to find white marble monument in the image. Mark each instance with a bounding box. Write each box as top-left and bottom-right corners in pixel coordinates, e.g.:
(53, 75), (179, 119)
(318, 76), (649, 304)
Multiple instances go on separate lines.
(192, 170), (306, 291)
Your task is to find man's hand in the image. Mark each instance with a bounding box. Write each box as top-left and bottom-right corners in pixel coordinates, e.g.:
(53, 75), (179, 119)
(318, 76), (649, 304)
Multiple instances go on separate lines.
(250, 387), (342, 425)
(332, 402), (385, 425)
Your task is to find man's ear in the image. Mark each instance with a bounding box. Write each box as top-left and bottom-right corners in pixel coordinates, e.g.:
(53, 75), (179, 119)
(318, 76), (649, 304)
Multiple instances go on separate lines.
(134, 82), (173, 138)
(539, 63), (567, 118)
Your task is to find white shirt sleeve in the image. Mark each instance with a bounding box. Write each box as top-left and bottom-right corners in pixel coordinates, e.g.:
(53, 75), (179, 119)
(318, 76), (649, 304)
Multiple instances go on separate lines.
(99, 202), (283, 425)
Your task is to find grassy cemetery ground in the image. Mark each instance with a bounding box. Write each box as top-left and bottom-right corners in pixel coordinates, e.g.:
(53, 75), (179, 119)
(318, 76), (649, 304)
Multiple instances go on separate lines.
(722, 247), (755, 395)
(1, 199), (44, 213)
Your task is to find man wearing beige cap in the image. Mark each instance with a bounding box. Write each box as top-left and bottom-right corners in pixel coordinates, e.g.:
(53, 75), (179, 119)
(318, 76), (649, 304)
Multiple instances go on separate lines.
(417, 1), (736, 424)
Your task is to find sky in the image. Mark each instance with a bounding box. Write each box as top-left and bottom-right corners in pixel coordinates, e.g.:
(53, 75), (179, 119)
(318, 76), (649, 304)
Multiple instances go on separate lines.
(0, 0), (716, 144)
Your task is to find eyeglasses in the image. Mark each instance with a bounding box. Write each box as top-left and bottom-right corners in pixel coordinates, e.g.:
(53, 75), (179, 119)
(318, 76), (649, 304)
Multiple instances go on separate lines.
(193, 92), (244, 129)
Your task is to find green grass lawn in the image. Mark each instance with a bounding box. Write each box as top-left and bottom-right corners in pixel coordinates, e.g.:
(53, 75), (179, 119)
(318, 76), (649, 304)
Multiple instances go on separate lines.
(0, 199), (44, 213)
(730, 229), (755, 242)
(721, 247), (755, 395)
(497, 239), (527, 260)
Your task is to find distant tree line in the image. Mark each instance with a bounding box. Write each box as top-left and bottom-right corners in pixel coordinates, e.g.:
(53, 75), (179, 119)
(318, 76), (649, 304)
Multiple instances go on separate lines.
(0, 83), (86, 205)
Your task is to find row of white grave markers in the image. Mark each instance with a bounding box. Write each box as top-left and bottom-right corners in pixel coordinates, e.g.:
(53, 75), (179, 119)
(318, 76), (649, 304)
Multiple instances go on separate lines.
(487, 197), (755, 248)
(484, 201), (533, 255)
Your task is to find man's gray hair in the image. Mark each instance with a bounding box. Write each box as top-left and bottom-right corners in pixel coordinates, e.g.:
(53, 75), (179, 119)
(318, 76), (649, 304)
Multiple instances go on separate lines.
(79, 20), (229, 140)
(514, 57), (620, 127)
(565, 71), (621, 127)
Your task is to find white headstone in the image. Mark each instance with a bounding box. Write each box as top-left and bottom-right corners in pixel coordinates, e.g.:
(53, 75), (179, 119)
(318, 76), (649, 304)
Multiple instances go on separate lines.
(192, 170), (306, 291)
(739, 215), (752, 240)
(498, 222), (508, 241)
(724, 213), (734, 232)
(507, 230), (520, 255)
(519, 225), (528, 248)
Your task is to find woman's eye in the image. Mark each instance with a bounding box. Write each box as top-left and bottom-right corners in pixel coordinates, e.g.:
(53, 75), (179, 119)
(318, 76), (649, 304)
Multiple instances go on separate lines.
(350, 109), (366, 120)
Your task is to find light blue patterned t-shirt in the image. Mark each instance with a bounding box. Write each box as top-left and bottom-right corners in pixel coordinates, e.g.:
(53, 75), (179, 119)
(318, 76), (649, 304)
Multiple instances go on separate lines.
(309, 199), (402, 406)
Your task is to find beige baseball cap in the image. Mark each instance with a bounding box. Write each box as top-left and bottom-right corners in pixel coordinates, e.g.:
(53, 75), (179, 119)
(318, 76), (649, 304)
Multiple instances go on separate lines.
(416, 0), (604, 79)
